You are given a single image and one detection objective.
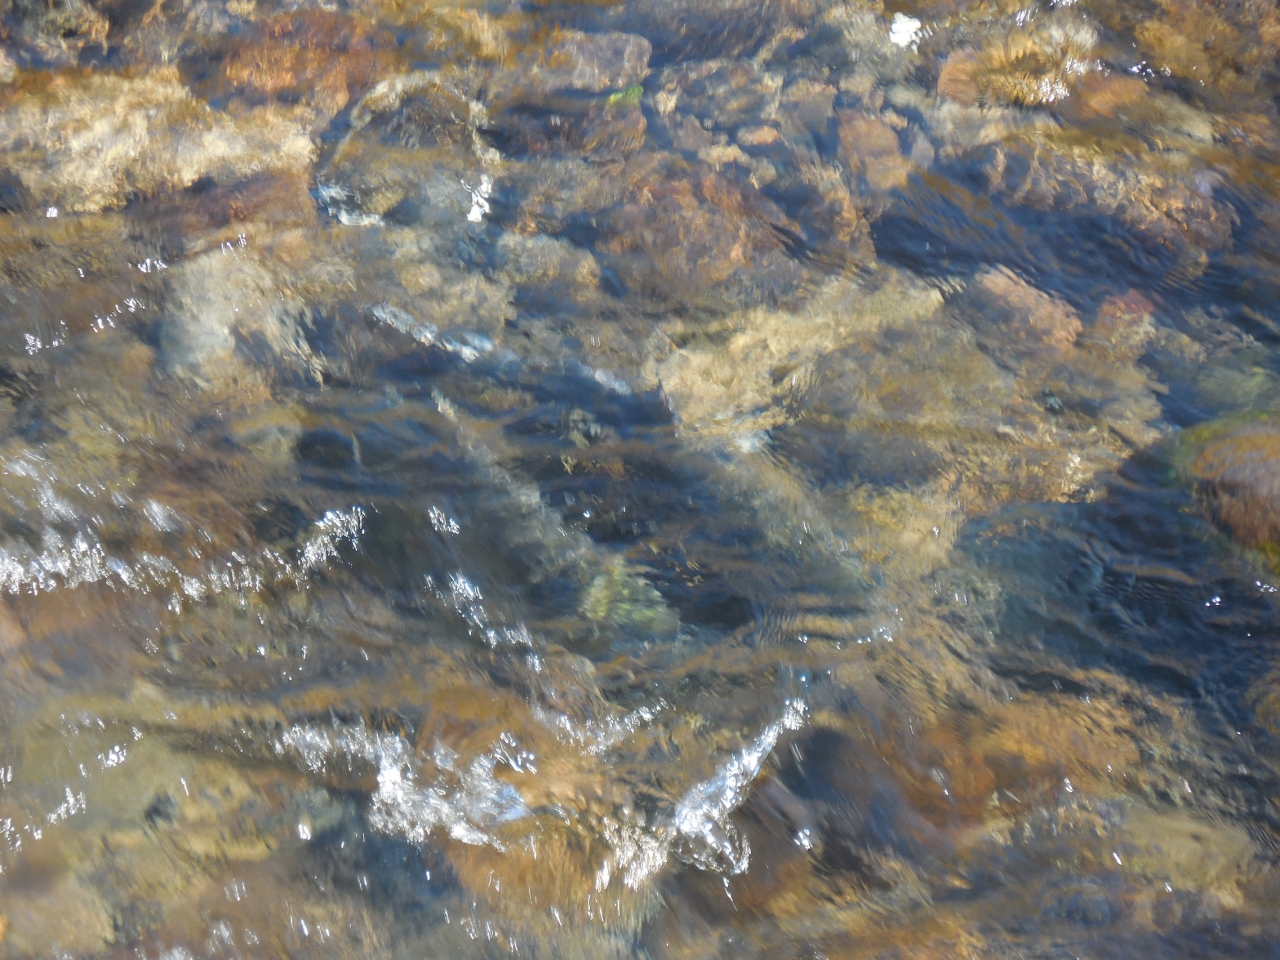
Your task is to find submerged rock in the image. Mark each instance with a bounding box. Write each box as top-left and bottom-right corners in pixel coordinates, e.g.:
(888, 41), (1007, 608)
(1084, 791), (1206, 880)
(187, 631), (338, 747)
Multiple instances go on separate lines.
(349, 70), (478, 148)
(838, 110), (912, 192)
(958, 266), (1082, 370)
(160, 248), (312, 381)
(936, 47), (981, 106)
(0, 70), (314, 212)
(652, 59), (782, 138)
(606, 0), (814, 61)
(588, 151), (815, 309)
(5, 0), (108, 66)
(976, 131), (1234, 282)
(1182, 416), (1280, 565)
(1120, 0), (1280, 95)
(215, 11), (401, 131)
(971, 8), (1099, 107)
(493, 29), (651, 101)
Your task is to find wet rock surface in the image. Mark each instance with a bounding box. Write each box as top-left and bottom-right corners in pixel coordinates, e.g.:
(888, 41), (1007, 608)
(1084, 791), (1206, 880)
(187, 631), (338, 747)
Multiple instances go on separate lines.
(0, 0), (1278, 957)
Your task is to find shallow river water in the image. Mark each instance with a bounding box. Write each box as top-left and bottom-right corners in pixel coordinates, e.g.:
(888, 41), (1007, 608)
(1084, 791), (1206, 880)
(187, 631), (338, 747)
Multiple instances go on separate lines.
(2, 0), (1280, 956)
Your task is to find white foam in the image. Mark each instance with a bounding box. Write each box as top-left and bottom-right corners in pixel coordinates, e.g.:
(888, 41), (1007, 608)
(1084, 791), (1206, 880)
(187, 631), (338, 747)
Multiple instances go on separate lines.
(889, 12), (922, 48)
(279, 699), (807, 893)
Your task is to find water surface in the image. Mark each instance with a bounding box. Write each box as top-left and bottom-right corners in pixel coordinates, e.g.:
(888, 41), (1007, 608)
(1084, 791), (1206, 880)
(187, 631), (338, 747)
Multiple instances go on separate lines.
(1, 0), (1280, 956)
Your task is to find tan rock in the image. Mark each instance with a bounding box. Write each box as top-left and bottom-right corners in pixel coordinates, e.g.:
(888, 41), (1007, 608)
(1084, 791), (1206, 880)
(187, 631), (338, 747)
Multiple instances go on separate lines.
(971, 11), (1097, 107)
(1073, 71), (1149, 118)
(159, 248), (312, 381)
(1, 874), (114, 954)
(0, 70), (314, 212)
(737, 124), (781, 147)
(1129, 0), (1280, 95)
(838, 111), (901, 164)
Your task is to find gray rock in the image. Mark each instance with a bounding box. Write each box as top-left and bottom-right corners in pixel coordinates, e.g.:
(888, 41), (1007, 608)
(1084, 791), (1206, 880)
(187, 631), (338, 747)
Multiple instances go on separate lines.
(160, 249), (311, 380)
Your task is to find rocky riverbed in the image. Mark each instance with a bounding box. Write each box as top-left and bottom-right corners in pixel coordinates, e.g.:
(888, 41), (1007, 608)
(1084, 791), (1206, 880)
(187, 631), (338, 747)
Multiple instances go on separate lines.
(1, 0), (1280, 956)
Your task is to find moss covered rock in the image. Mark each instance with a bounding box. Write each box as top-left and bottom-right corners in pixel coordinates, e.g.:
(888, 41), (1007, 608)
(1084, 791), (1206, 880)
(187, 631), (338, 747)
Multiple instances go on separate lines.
(1179, 414), (1280, 566)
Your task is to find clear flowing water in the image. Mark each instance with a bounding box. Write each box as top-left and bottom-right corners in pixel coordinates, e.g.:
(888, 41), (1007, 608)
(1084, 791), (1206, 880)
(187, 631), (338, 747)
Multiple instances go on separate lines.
(1, 0), (1280, 956)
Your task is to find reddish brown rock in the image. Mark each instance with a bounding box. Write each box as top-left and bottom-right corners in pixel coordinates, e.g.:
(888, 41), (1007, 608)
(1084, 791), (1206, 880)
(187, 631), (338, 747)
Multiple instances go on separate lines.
(594, 154), (812, 307)
(936, 48), (981, 106)
(1188, 419), (1280, 560)
(964, 266), (1082, 367)
(214, 12), (400, 127)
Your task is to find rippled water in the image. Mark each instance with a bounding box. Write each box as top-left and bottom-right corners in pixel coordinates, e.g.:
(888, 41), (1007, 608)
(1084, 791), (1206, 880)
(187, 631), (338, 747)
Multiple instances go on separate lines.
(1, 0), (1280, 956)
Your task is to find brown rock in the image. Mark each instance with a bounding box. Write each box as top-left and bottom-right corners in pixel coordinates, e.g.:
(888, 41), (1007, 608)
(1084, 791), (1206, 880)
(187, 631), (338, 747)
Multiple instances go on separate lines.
(970, 266), (1082, 358)
(1189, 419), (1280, 559)
(837, 111), (901, 163)
(1073, 71), (1149, 118)
(595, 154), (810, 307)
(837, 110), (911, 191)
(492, 96), (647, 159)
(937, 48), (980, 106)
(219, 40), (390, 124)
(577, 101), (648, 157)
(1129, 0), (1280, 95)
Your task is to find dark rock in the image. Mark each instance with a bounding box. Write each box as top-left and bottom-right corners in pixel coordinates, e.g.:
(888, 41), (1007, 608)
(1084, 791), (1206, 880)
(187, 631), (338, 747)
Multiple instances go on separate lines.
(296, 427), (358, 468)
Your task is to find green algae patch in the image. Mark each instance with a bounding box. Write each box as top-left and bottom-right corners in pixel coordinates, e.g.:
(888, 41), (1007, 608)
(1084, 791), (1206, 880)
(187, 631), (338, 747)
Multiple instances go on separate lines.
(580, 559), (680, 639)
(605, 83), (644, 109)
